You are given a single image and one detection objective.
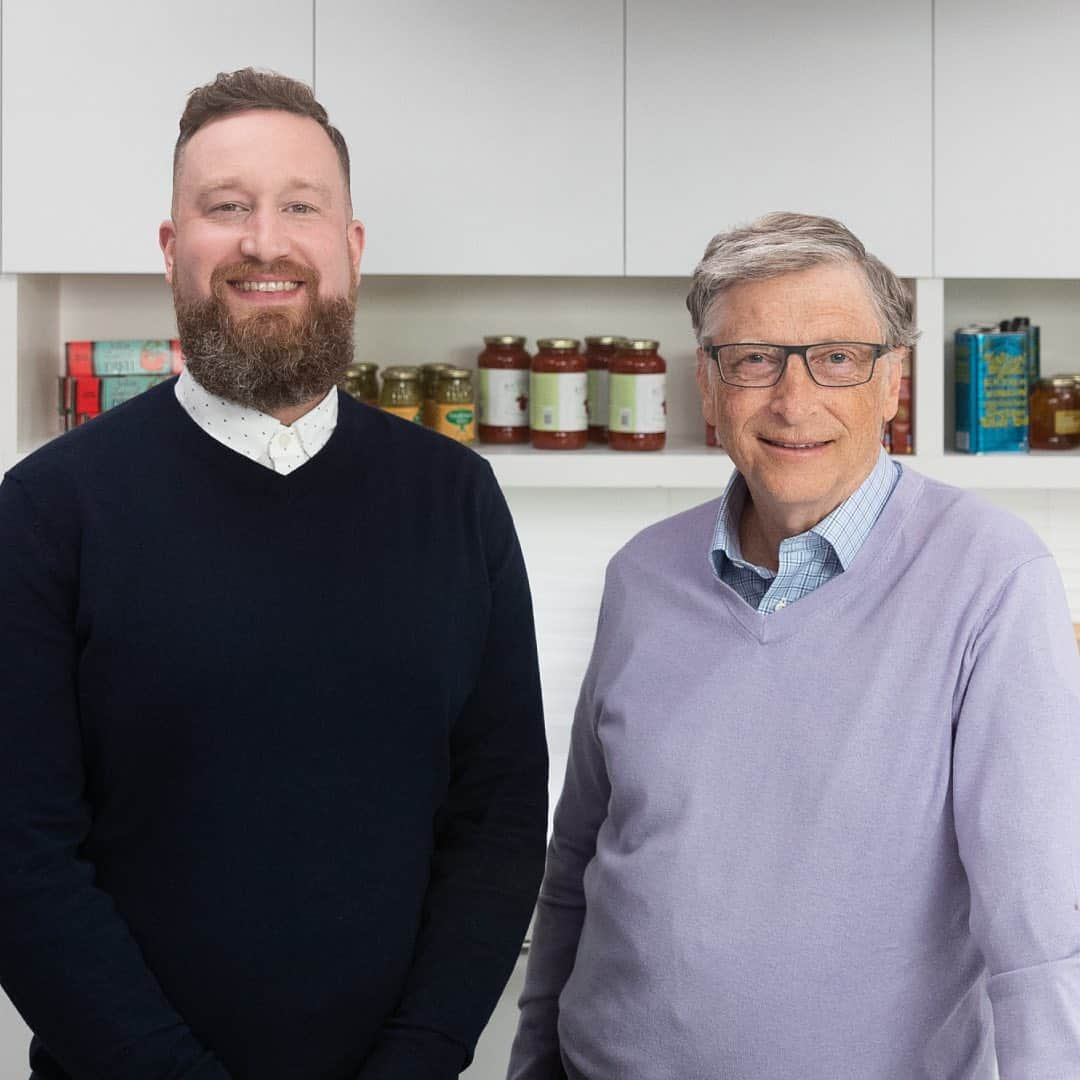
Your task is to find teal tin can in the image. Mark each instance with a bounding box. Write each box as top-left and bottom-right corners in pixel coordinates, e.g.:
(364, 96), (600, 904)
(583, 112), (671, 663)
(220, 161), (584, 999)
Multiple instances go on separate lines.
(954, 327), (1029, 453)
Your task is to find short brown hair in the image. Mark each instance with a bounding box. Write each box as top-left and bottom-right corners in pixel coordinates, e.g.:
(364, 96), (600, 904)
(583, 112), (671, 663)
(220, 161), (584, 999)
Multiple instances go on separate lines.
(173, 67), (351, 196)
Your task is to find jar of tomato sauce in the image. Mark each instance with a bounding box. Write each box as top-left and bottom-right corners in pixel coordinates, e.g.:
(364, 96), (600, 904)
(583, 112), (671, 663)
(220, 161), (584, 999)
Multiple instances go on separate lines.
(530, 338), (587, 450)
(584, 336), (624, 443)
(478, 335), (530, 444)
(609, 339), (666, 451)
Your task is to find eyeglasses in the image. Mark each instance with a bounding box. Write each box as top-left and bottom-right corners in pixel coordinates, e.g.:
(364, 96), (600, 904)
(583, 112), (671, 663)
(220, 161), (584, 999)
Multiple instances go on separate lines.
(705, 342), (892, 388)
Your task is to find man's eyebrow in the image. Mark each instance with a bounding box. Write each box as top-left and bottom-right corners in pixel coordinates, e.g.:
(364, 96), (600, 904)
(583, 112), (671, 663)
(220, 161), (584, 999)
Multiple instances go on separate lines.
(283, 178), (335, 201)
(194, 178), (336, 201)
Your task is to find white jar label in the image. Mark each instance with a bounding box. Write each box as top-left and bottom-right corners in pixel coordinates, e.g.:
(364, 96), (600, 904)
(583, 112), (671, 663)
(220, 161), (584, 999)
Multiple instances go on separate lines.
(478, 368), (529, 427)
(609, 372), (666, 434)
(530, 371), (588, 432)
(587, 368), (609, 429)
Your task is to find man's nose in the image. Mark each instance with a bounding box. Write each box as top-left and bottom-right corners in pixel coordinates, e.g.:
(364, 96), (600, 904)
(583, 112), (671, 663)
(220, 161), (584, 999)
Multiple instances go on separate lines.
(767, 353), (819, 420)
(238, 208), (291, 264)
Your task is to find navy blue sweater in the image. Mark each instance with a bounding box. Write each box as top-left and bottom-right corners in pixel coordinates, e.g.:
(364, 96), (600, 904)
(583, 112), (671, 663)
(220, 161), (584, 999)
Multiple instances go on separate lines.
(0, 382), (547, 1079)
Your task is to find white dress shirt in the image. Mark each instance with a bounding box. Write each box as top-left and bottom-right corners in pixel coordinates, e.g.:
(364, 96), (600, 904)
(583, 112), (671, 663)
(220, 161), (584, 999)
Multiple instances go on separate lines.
(174, 367), (338, 475)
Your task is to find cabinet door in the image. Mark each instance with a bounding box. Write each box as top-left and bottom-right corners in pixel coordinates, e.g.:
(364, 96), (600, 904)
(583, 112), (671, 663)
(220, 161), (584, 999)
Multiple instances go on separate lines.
(1, 1), (313, 273)
(625, 0), (932, 278)
(935, 1), (1080, 277)
(315, 0), (623, 276)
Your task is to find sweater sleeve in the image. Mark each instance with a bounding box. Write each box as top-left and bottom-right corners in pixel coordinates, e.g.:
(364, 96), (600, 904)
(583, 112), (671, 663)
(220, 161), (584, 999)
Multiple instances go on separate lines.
(952, 553), (1080, 1078)
(356, 468), (549, 1080)
(506, 588), (612, 1080)
(0, 474), (232, 1079)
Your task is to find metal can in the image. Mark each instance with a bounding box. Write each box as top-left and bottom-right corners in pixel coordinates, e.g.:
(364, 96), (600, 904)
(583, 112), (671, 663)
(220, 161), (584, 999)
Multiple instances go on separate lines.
(379, 366), (423, 423)
(341, 361), (379, 406)
(954, 329), (1028, 453)
(432, 368), (476, 443)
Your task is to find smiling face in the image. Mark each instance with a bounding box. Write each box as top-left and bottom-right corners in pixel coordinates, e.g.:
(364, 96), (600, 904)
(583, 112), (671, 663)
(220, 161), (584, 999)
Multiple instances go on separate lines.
(162, 107), (363, 309)
(159, 108), (365, 413)
(696, 261), (902, 539)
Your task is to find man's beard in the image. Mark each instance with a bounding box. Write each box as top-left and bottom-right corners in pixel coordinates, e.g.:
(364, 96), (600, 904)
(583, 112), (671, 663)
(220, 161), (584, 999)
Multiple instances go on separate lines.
(173, 259), (357, 413)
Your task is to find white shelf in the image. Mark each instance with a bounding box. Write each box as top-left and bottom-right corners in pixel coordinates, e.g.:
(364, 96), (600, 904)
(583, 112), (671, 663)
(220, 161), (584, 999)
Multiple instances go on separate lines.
(476, 437), (1080, 490)
(477, 436), (733, 488)
(14, 433), (1079, 491)
(925, 450), (1080, 490)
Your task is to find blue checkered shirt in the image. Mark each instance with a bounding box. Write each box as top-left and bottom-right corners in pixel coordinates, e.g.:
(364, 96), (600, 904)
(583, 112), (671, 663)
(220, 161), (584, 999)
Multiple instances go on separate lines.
(710, 449), (901, 614)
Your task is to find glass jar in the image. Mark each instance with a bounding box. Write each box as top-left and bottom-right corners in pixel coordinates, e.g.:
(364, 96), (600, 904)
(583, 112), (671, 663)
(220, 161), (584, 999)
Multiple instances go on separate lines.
(341, 361), (379, 406)
(530, 339), (587, 450)
(608, 339), (666, 451)
(379, 366), (423, 423)
(1029, 375), (1080, 450)
(432, 368), (476, 443)
(478, 335), (530, 444)
(584, 336), (624, 443)
(420, 363), (451, 427)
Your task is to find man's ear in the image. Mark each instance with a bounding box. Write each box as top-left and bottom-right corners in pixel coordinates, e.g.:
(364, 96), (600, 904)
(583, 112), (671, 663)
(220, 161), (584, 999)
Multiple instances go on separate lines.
(882, 347), (905, 423)
(347, 219), (365, 285)
(696, 347), (717, 427)
(159, 220), (177, 285)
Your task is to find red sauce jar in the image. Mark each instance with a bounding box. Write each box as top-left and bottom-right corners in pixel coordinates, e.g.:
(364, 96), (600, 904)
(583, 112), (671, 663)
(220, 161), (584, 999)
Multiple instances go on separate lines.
(530, 338), (587, 450)
(608, 339), (666, 451)
(478, 335), (530, 444)
(584, 336), (624, 443)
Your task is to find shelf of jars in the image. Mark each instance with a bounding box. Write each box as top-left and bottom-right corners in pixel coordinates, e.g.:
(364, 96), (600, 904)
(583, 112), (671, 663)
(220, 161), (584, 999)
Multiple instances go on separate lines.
(4, 275), (1080, 491)
(474, 440), (1080, 491)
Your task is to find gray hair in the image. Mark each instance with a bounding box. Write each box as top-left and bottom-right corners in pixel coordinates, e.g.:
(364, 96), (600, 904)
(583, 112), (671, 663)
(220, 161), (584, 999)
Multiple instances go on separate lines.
(686, 211), (918, 348)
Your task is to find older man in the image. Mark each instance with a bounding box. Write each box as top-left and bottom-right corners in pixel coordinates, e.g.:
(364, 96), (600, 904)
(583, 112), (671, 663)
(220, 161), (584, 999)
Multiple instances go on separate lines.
(508, 213), (1080, 1079)
(0, 69), (547, 1079)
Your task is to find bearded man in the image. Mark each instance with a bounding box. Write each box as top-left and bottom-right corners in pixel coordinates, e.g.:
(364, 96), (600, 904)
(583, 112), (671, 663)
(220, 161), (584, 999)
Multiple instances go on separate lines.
(0, 69), (547, 1080)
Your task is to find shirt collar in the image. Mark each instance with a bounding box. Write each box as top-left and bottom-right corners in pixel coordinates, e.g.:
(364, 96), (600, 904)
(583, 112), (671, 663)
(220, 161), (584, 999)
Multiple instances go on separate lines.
(175, 366), (338, 471)
(710, 448), (898, 578)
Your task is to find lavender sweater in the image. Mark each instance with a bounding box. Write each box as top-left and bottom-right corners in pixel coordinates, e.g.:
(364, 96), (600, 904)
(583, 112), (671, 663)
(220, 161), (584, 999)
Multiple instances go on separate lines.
(508, 468), (1080, 1080)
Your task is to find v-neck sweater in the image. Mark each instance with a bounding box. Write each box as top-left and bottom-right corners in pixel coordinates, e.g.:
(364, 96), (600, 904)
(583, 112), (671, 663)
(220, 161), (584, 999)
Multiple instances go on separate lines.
(509, 467), (1080, 1080)
(0, 381), (548, 1080)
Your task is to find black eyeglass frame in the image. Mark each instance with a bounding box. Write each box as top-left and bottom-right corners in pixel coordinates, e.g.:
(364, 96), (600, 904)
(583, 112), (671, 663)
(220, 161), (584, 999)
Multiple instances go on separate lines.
(704, 341), (894, 388)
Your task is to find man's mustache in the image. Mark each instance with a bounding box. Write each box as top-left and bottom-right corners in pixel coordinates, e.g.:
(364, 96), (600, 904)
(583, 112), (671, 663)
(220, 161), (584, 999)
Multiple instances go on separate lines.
(209, 260), (319, 300)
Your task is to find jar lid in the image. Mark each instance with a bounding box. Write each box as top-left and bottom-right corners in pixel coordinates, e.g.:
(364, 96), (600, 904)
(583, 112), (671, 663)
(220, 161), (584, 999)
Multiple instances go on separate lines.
(584, 335), (623, 346)
(438, 367), (472, 379)
(382, 366), (420, 380)
(623, 338), (660, 351)
(484, 335), (527, 346)
(419, 362), (450, 373)
(536, 337), (580, 350)
(347, 361), (379, 374)
(1047, 374), (1079, 387)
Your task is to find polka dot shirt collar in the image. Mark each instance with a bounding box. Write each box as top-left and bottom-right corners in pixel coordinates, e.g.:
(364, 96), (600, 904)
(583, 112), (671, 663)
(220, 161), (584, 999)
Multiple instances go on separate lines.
(175, 366), (338, 475)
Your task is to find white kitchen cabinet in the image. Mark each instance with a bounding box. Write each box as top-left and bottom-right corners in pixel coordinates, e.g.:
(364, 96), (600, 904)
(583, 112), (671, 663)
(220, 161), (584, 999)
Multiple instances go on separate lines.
(314, 0), (624, 276)
(1, 0), (313, 273)
(935, 0), (1080, 277)
(624, 0), (933, 278)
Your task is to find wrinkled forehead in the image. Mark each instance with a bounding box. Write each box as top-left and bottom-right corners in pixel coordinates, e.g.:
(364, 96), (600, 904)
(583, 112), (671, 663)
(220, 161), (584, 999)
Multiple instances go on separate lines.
(702, 264), (884, 344)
